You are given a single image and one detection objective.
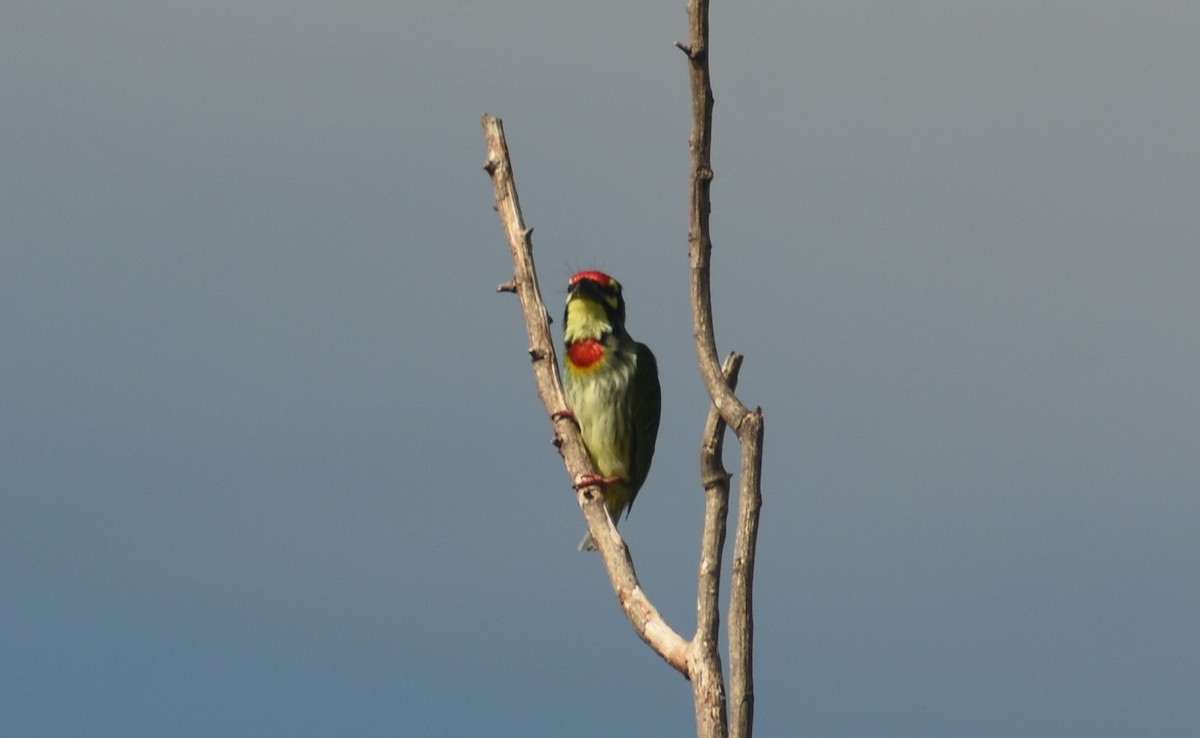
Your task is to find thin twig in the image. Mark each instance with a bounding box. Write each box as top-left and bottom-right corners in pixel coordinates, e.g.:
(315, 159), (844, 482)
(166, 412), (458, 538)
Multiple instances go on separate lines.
(680, 0), (750, 433)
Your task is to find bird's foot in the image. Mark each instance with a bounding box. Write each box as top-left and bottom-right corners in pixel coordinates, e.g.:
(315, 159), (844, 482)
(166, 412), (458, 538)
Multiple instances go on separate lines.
(573, 474), (621, 491)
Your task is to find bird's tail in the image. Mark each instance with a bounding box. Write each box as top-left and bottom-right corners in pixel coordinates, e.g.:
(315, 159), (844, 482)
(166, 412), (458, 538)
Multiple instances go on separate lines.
(577, 486), (630, 552)
(578, 511), (623, 552)
(578, 530), (598, 552)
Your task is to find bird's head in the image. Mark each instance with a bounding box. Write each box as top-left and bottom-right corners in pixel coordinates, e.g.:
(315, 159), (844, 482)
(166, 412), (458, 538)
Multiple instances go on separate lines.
(563, 270), (626, 343)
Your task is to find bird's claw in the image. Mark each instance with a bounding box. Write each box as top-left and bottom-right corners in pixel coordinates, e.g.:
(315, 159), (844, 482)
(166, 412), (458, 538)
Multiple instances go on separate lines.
(573, 474), (620, 491)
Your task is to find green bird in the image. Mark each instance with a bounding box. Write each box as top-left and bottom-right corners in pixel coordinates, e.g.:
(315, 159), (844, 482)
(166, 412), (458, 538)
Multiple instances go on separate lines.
(561, 270), (661, 551)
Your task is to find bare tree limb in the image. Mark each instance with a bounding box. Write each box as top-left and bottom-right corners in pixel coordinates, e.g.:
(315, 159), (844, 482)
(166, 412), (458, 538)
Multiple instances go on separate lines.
(679, 0), (750, 434)
(696, 353), (741, 645)
(691, 352), (742, 738)
(482, 114), (691, 677)
(678, 0), (765, 736)
(729, 410), (764, 737)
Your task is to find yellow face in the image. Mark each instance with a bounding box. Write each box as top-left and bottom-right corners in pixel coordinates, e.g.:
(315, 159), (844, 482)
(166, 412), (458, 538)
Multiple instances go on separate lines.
(564, 293), (613, 343)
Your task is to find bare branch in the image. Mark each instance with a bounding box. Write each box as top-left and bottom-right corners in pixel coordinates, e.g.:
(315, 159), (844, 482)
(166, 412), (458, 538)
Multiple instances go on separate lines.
(481, 113), (690, 677)
(480, 118), (565, 424)
(682, 0), (751, 436)
(729, 410), (763, 737)
(696, 353), (742, 643)
(679, 0), (765, 734)
(690, 353), (741, 738)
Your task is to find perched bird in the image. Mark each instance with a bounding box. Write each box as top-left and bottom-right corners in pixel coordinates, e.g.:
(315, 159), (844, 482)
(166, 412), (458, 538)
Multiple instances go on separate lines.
(560, 270), (661, 551)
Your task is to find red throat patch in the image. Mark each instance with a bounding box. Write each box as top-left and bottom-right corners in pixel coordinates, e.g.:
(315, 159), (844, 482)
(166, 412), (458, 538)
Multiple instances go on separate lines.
(567, 339), (605, 369)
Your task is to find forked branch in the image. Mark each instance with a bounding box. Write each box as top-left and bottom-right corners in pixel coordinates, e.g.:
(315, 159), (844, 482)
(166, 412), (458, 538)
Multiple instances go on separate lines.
(679, 0), (765, 735)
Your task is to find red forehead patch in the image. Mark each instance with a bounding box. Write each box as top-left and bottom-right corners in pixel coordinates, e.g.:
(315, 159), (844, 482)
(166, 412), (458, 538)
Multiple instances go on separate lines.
(569, 270), (615, 287)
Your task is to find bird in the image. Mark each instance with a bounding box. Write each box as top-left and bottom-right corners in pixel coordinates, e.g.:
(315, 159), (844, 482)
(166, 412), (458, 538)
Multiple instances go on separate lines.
(559, 270), (661, 551)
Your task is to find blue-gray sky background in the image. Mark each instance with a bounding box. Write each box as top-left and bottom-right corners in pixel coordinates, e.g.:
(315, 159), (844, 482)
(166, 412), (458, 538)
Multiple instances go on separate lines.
(3, 1), (1198, 735)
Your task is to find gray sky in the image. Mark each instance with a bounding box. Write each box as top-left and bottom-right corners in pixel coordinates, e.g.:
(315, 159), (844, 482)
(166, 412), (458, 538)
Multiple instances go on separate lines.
(4, 1), (1198, 735)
